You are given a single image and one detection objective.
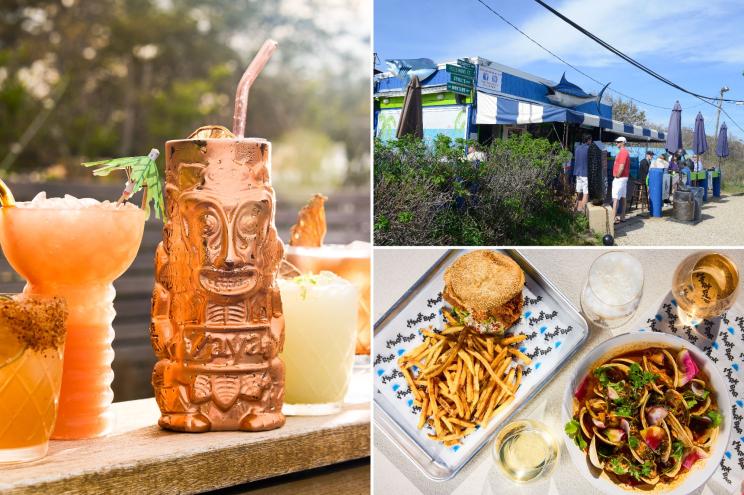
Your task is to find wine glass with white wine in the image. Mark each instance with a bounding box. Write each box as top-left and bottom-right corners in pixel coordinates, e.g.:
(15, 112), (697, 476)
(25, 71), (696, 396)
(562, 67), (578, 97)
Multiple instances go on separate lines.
(672, 252), (740, 326)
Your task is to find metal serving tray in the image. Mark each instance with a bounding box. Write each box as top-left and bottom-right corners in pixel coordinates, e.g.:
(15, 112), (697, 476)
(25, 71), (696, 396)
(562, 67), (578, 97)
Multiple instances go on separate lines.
(373, 249), (589, 481)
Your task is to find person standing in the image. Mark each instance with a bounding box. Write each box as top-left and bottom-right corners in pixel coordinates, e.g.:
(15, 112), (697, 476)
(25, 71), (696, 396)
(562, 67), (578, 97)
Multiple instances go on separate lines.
(573, 134), (591, 211)
(612, 136), (630, 224)
(639, 150), (653, 182)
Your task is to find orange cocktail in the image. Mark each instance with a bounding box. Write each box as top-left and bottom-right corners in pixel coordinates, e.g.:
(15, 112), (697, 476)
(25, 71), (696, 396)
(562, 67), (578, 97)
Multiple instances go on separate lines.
(0, 193), (145, 439)
(0, 295), (67, 462)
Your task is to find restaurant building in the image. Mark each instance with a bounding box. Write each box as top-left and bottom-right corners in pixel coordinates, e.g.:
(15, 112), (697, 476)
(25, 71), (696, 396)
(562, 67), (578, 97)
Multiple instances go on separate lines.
(373, 56), (666, 149)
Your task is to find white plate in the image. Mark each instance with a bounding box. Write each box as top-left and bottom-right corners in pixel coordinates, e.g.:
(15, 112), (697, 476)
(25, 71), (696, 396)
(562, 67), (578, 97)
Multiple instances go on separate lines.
(561, 331), (732, 495)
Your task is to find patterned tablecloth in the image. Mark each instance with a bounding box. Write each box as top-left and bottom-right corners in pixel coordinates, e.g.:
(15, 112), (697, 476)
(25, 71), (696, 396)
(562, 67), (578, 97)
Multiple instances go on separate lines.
(633, 292), (743, 490)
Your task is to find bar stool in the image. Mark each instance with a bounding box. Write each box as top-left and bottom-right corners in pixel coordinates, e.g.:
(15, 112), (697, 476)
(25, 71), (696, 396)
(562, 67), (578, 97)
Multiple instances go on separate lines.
(629, 180), (648, 214)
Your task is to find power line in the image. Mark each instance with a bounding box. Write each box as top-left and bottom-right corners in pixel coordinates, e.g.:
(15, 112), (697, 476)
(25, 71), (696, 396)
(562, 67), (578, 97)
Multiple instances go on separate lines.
(530, 0), (744, 134)
(472, 0), (704, 112)
(532, 0), (744, 107)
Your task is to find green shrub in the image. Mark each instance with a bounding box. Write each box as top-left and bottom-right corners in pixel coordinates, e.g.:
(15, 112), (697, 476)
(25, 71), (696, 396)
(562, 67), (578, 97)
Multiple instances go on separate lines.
(374, 133), (591, 245)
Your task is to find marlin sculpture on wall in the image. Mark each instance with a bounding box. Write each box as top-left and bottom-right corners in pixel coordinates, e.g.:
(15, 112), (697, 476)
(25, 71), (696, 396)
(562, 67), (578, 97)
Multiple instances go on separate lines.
(386, 58), (438, 83)
(545, 73), (610, 112)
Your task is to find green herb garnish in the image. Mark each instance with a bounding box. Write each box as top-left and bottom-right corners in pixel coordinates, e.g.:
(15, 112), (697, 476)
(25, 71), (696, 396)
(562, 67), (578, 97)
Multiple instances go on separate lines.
(610, 457), (627, 475)
(707, 410), (722, 427)
(628, 436), (639, 449)
(594, 366), (610, 386)
(671, 440), (685, 460)
(628, 363), (657, 390)
(628, 460), (653, 481)
(565, 420), (587, 450)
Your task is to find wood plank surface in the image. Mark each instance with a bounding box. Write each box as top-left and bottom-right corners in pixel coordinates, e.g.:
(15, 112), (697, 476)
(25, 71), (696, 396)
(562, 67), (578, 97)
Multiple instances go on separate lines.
(0, 399), (370, 495)
(212, 458), (370, 495)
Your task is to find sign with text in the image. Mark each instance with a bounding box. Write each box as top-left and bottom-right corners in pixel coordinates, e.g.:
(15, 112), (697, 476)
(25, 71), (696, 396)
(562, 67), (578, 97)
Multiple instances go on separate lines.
(477, 65), (503, 93)
(447, 81), (472, 96)
(457, 59), (475, 70)
(445, 64), (475, 78)
(449, 74), (473, 86)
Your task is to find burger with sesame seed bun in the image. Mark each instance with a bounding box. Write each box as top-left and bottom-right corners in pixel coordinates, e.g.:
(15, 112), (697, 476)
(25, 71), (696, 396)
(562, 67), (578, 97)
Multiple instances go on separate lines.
(443, 250), (525, 335)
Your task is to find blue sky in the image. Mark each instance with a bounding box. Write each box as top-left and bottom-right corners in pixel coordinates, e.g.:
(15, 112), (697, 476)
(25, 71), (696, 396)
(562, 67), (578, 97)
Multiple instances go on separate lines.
(374, 0), (744, 139)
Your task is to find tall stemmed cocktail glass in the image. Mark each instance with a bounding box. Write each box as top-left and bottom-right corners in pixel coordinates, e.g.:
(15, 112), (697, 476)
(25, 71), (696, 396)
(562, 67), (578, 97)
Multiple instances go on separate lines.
(0, 197), (145, 439)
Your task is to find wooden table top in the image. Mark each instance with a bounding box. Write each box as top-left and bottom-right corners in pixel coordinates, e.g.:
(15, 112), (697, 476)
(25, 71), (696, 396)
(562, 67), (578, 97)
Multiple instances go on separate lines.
(1, 388), (370, 494)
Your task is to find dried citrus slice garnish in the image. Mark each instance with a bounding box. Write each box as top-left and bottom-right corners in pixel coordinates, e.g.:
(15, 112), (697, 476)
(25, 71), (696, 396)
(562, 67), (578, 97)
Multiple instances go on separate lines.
(289, 193), (327, 247)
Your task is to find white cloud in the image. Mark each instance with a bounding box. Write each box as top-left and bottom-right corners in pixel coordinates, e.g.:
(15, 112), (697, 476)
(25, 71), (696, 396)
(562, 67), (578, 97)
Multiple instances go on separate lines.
(459, 0), (743, 69)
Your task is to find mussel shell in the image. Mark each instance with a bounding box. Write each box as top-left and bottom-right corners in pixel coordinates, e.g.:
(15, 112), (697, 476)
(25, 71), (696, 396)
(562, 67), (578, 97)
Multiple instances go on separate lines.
(579, 407), (594, 440)
(690, 395), (711, 416)
(588, 434), (605, 470)
(661, 349), (679, 388)
(664, 389), (690, 425)
(593, 426), (624, 446)
(660, 420), (672, 463)
(662, 452), (683, 478)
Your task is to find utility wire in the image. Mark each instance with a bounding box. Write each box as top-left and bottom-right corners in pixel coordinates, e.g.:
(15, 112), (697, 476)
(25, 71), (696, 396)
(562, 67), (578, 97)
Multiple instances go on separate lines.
(472, 0), (687, 111)
(531, 0), (744, 133)
(532, 0), (744, 105)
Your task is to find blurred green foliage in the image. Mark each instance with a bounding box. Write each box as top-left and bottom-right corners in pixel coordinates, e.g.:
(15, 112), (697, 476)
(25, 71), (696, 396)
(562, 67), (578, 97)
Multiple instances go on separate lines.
(0, 0), (370, 195)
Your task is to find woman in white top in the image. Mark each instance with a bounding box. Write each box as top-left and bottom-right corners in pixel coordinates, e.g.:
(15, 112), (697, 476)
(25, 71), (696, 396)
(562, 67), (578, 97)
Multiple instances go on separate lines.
(650, 153), (669, 170)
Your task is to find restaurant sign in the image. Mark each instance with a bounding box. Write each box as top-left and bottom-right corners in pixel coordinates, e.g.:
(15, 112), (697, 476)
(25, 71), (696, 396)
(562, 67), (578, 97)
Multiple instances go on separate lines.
(477, 65), (503, 93)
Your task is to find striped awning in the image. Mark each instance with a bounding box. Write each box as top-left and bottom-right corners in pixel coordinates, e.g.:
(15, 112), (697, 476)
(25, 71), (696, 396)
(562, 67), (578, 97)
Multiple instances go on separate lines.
(475, 91), (665, 141)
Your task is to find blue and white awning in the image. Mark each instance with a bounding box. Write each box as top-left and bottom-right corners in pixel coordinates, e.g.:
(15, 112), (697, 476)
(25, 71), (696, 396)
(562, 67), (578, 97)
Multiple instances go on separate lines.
(475, 92), (665, 141)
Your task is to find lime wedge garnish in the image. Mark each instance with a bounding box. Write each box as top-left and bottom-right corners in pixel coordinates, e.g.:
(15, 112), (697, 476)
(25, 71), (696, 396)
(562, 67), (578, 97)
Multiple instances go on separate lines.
(0, 330), (25, 369)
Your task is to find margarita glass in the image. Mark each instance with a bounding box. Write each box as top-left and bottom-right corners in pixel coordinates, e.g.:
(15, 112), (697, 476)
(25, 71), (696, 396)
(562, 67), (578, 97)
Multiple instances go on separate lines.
(278, 272), (358, 415)
(286, 242), (371, 354)
(0, 194), (145, 439)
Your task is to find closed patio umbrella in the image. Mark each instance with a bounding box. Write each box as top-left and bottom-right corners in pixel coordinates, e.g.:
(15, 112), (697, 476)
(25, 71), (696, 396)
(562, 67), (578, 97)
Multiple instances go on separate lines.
(713, 122), (728, 196)
(396, 75), (423, 139)
(716, 122), (729, 159)
(692, 112), (708, 155)
(692, 112), (709, 199)
(665, 100), (683, 152)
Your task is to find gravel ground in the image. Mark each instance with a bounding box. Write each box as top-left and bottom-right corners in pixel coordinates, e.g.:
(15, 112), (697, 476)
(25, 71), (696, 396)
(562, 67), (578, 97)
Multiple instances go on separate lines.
(613, 193), (744, 245)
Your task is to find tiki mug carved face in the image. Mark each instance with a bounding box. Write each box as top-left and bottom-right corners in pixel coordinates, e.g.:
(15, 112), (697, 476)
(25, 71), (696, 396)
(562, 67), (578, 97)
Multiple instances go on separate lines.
(151, 131), (285, 432)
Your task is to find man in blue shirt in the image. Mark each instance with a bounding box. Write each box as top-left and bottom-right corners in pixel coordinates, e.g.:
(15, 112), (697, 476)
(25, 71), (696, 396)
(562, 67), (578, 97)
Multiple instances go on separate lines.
(573, 134), (591, 211)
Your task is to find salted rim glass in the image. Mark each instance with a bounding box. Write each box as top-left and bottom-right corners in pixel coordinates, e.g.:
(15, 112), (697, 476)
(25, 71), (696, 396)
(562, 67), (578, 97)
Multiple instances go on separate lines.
(0, 293), (67, 464)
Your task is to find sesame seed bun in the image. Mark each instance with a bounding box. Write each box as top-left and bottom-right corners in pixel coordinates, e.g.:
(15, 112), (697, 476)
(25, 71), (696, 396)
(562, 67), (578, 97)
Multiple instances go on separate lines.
(443, 250), (524, 333)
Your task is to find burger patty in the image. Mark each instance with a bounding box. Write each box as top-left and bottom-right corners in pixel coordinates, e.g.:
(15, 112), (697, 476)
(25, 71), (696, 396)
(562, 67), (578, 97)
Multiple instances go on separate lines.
(458, 292), (524, 335)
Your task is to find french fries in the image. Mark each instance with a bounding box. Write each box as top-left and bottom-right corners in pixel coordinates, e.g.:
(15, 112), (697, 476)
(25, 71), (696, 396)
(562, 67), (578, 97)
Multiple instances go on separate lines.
(399, 322), (527, 446)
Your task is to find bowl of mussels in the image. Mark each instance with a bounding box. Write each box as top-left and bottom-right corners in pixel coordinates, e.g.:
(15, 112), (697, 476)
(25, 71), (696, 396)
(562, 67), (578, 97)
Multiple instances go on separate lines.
(562, 332), (731, 494)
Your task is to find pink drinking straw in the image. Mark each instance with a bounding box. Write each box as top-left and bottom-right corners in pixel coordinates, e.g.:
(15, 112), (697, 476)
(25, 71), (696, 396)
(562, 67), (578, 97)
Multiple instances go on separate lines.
(232, 39), (278, 138)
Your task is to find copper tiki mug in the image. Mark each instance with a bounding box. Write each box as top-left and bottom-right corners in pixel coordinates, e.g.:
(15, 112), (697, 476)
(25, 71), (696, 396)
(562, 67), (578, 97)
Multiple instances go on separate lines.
(151, 136), (285, 432)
